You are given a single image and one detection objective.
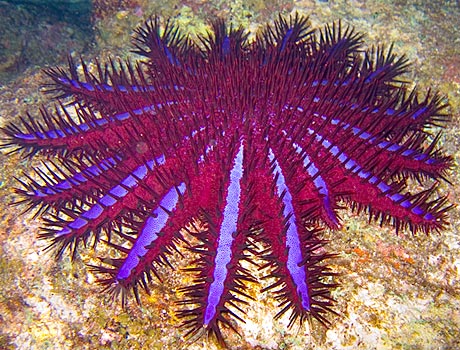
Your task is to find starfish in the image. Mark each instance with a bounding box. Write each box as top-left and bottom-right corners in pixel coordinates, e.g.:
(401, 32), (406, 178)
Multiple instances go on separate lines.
(1, 13), (452, 345)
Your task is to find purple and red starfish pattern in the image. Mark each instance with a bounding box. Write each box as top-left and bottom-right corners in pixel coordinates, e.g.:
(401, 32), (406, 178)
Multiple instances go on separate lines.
(1, 14), (452, 345)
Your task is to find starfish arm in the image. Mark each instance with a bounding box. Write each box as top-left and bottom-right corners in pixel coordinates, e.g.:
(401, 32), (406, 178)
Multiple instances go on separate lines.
(177, 141), (258, 345)
(13, 154), (123, 211)
(2, 103), (161, 156)
(92, 182), (189, 305)
(248, 149), (336, 326)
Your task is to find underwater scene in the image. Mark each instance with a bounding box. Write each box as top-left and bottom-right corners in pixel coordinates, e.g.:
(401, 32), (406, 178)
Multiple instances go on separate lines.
(0, 1), (459, 349)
